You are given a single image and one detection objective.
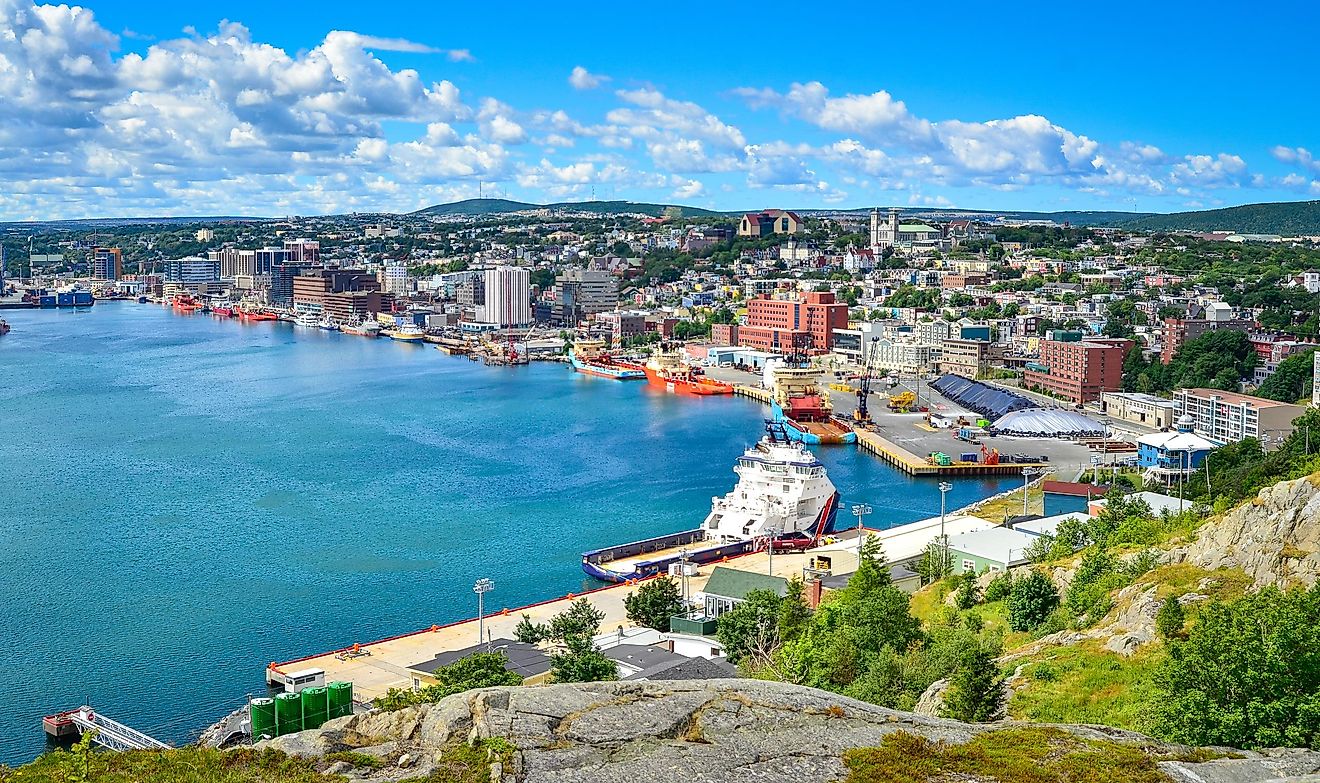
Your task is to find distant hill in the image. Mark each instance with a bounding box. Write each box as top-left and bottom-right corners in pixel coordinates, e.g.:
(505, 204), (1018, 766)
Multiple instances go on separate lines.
(1118, 200), (1320, 235)
(412, 198), (721, 218)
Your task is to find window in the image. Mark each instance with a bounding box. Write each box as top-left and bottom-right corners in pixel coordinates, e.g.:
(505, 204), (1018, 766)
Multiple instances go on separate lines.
(962, 559), (975, 573)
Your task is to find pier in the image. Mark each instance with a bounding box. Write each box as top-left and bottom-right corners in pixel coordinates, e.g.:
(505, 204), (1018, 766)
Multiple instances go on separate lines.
(43, 707), (170, 752)
(733, 385), (772, 404)
(854, 428), (1051, 476)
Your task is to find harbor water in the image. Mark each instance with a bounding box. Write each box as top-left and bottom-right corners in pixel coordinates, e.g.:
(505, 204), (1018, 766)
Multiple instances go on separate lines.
(0, 302), (1025, 763)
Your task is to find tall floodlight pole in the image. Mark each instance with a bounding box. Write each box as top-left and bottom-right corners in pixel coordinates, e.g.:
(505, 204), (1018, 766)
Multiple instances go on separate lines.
(1100, 416), (1110, 483)
(1022, 467), (1045, 517)
(473, 578), (494, 646)
(851, 503), (872, 565)
(766, 525), (781, 576)
(938, 481), (952, 579)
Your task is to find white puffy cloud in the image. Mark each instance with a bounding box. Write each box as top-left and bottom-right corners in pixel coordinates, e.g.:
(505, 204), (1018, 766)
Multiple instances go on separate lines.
(568, 66), (608, 90)
(1273, 145), (1320, 174)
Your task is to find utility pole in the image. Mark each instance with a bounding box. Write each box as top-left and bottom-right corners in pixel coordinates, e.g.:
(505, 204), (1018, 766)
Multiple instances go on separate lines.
(766, 525), (781, 576)
(473, 578), (494, 647)
(938, 481), (952, 579)
(851, 503), (872, 566)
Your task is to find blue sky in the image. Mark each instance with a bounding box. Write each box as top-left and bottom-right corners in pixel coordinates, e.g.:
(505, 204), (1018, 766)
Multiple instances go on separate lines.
(2, 0), (1318, 219)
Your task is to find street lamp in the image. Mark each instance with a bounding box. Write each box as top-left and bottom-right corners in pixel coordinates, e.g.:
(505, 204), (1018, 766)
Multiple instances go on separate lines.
(851, 503), (872, 563)
(766, 524), (781, 576)
(1100, 416), (1110, 484)
(473, 578), (494, 647)
(938, 481), (952, 578)
(1021, 467), (1046, 517)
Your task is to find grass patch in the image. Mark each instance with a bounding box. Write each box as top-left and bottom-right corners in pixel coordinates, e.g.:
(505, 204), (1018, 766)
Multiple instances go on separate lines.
(1007, 642), (1159, 732)
(325, 750), (387, 770)
(406, 739), (514, 783)
(843, 726), (1169, 783)
(971, 486), (1045, 525)
(1, 746), (345, 783)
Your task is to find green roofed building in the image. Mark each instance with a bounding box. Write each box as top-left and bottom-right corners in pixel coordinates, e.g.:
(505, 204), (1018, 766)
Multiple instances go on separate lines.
(699, 566), (788, 619)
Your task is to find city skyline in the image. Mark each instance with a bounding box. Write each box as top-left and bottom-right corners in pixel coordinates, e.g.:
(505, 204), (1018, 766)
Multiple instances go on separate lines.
(2, 0), (1318, 220)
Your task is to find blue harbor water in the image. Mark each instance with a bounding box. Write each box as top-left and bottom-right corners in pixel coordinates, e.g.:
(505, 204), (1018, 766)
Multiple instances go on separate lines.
(0, 302), (1025, 763)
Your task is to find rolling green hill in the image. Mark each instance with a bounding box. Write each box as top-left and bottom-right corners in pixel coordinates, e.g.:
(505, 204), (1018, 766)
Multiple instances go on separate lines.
(411, 198), (721, 218)
(1118, 200), (1320, 235)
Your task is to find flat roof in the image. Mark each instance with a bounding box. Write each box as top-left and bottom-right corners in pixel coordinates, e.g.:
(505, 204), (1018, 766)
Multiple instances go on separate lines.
(1178, 388), (1302, 408)
(946, 526), (1039, 564)
(602, 643), (688, 672)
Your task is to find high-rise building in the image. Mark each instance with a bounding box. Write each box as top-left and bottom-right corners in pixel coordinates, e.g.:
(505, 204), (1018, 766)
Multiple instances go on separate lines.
(737, 292), (849, 353)
(292, 269), (388, 321)
(254, 247), (288, 276)
(270, 263), (307, 306)
(1023, 332), (1132, 403)
(551, 268), (618, 325)
(284, 239), (321, 265)
(483, 266), (531, 327)
(164, 256), (220, 286)
(381, 266), (410, 297)
(91, 247), (122, 280)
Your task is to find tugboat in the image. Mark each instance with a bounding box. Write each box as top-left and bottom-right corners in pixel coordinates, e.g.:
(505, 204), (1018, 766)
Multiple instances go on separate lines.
(644, 348), (733, 395)
(581, 422), (840, 582)
(568, 339), (646, 380)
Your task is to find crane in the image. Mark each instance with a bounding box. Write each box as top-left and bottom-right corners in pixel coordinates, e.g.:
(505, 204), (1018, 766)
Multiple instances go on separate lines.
(854, 336), (880, 424)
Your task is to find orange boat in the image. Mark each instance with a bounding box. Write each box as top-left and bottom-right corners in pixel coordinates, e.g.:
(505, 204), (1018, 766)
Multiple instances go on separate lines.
(643, 351), (733, 396)
(171, 294), (200, 313)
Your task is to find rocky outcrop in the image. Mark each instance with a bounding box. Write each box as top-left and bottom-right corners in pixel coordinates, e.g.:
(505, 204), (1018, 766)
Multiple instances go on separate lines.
(1172, 475), (1320, 589)
(257, 680), (1320, 783)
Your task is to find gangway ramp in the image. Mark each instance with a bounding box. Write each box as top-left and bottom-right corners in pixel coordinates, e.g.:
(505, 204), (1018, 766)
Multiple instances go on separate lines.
(47, 707), (171, 752)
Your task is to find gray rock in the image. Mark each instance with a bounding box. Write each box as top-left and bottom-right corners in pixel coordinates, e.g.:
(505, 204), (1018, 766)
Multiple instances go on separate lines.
(1184, 474), (1320, 589)
(256, 728), (341, 757)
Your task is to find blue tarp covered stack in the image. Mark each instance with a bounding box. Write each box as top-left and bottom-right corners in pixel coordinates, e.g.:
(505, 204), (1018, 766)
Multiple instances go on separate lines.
(930, 374), (1034, 419)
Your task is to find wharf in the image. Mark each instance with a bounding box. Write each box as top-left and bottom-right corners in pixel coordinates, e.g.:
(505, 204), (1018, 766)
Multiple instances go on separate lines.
(854, 428), (1049, 476)
(733, 385), (772, 404)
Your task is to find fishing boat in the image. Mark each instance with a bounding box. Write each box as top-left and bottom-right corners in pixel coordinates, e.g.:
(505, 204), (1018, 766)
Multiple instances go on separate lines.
(568, 339), (645, 380)
(766, 362), (856, 445)
(582, 422), (840, 582)
(341, 320), (382, 338)
(384, 323), (425, 342)
(317, 318), (339, 332)
(644, 350), (734, 395)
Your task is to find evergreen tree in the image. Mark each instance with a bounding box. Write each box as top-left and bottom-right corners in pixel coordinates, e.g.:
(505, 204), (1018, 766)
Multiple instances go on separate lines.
(1155, 596), (1186, 640)
(1007, 570), (1059, 632)
(941, 648), (1005, 723)
(624, 576), (685, 632)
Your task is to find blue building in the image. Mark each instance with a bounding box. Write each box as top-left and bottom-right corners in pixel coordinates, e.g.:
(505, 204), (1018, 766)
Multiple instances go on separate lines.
(1136, 421), (1217, 472)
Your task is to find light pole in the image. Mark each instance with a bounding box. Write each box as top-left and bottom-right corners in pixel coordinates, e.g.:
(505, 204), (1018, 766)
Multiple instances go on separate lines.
(1021, 467), (1045, 517)
(1100, 416), (1110, 484)
(851, 503), (872, 564)
(473, 578), (494, 647)
(766, 524), (781, 576)
(938, 481), (952, 579)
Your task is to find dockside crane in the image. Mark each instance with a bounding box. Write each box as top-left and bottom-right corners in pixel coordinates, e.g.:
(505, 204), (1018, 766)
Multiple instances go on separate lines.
(853, 336), (880, 424)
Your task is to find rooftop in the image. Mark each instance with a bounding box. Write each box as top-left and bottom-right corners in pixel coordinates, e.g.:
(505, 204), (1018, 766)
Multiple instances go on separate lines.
(701, 566), (788, 601)
(407, 638), (551, 678)
(1178, 388), (1304, 408)
(945, 526), (1039, 565)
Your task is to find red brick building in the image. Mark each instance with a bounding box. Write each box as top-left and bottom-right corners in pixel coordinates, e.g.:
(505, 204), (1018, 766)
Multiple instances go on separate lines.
(738, 292), (849, 354)
(711, 323), (739, 345)
(1023, 334), (1132, 404)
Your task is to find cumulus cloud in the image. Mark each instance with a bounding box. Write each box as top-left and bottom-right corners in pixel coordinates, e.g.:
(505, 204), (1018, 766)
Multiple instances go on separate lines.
(1273, 145), (1320, 174)
(568, 65), (608, 90)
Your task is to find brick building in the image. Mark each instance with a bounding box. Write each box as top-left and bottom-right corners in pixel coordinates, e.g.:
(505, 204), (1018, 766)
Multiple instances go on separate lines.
(1161, 316), (1255, 364)
(292, 269), (393, 322)
(738, 292), (849, 354)
(1023, 332), (1132, 403)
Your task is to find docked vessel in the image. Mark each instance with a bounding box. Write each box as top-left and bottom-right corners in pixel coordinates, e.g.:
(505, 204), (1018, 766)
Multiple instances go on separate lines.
(644, 350), (734, 395)
(211, 303), (236, 317)
(236, 307), (279, 321)
(767, 363), (856, 445)
(318, 318), (338, 331)
(294, 312), (320, 328)
(384, 323), (425, 342)
(581, 423), (840, 582)
(341, 320), (382, 338)
(171, 294), (201, 313)
(568, 339), (645, 380)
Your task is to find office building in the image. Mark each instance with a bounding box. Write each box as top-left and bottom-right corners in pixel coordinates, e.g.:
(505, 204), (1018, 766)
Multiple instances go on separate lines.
(551, 268), (619, 325)
(270, 263), (307, 306)
(381, 266), (410, 297)
(1099, 392), (1177, 430)
(483, 266), (531, 327)
(283, 239), (321, 265)
(738, 292), (849, 354)
(937, 339), (1001, 379)
(1161, 314), (1255, 364)
(1023, 332), (1131, 404)
(1174, 388), (1306, 445)
(91, 247), (122, 280)
(292, 269), (390, 322)
(164, 256), (220, 287)
(597, 311), (647, 342)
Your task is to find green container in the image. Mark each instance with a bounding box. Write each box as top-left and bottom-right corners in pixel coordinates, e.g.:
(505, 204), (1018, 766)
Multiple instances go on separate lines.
(328, 681), (354, 719)
(250, 697), (276, 741)
(274, 692), (303, 736)
(300, 686), (329, 730)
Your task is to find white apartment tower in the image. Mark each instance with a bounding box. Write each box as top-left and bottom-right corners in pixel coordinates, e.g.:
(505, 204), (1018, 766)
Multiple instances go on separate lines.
(484, 266), (532, 327)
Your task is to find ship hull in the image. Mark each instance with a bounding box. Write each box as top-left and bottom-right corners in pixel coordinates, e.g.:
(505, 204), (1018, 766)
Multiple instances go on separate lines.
(569, 351), (646, 380)
(643, 367), (733, 395)
(772, 402), (857, 444)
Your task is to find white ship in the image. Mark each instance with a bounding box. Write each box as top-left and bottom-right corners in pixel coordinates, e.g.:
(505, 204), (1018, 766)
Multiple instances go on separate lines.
(582, 423), (840, 582)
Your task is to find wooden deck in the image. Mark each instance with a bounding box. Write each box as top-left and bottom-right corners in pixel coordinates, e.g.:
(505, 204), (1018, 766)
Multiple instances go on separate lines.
(854, 429), (1050, 476)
